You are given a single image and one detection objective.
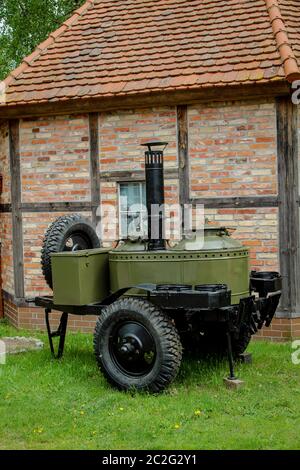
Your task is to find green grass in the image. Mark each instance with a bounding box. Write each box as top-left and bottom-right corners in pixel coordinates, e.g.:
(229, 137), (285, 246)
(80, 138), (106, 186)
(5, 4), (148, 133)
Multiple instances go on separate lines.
(0, 320), (299, 450)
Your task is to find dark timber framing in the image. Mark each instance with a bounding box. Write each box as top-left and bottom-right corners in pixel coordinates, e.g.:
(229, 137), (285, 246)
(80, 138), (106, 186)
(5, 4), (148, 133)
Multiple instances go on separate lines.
(89, 113), (101, 226)
(177, 105), (190, 206)
(9, 119), (25, 299)
(191, 196), (279, 208)
(100, 169), (179, 183)
(2, 95), (299, 326)
(276, 97), (300, 318)
(0, 194), (280, 214)
(21, 202), (95, 213)
(0, 203), (12, 213)
(0, 82), (290, 120)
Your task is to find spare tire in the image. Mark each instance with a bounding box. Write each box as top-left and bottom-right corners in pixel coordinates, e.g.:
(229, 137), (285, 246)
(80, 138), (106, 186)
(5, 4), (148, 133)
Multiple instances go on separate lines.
(41, 214), (100, 289)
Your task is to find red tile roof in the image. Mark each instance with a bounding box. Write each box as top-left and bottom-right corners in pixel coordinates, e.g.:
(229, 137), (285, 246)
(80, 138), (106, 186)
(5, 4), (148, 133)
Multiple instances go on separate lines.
(1, 0), (300, 108)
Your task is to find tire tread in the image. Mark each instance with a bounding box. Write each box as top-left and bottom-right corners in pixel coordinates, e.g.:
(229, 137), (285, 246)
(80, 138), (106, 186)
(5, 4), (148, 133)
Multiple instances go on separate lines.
(41, 214), (99, 289)
(94, 297), (182, 392)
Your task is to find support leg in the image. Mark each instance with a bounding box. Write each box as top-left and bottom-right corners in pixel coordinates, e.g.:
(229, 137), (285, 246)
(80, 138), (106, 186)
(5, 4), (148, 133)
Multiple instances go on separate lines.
(45, 309), (68, 359)
(226, 331), (236, 380)
(224, 330), (244, 390)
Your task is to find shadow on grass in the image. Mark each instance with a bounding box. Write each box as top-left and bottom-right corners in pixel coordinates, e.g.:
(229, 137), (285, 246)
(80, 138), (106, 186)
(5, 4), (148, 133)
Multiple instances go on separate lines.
(33, 330), (236, 394)
(62, 344), (228, 392)
(177, 352), (228, 387)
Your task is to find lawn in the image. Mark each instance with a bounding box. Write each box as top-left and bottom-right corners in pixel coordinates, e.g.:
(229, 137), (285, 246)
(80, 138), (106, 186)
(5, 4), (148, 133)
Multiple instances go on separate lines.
(0, 320), (299, 450)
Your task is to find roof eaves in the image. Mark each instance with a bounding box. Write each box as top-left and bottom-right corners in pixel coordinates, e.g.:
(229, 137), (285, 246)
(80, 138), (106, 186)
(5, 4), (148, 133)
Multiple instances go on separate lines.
(265, 0), (300, 82)
(4, 0), (96, 87)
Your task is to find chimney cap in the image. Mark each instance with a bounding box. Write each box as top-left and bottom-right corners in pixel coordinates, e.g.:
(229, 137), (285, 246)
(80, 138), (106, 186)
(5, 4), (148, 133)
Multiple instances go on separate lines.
(141, 142), (168, 152)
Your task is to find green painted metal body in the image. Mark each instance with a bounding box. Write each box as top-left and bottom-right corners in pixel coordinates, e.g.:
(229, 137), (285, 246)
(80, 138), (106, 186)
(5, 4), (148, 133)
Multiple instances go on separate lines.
(51, 248), (109, 306)
(109, 228), (250, 305)
(50, 227), (250, 306)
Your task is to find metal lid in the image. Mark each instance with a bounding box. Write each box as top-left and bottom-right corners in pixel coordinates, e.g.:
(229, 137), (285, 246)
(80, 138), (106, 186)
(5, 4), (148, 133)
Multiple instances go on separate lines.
(51, 248), (109, 258)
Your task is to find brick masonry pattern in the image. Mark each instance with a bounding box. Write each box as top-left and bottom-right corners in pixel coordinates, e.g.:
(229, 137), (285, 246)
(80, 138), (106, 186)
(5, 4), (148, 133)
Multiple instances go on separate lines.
(189, 100), (277, 198)
(6, 299), (300, 341)
(0, 99), (298, 338)
(205, 208), (279, 272)
(20, 115), (91, 203)
(23, 211), (92, 297)
(0, 214), (14, 295)
(99, 107), (178, 172)
(99, 106), (179, 243)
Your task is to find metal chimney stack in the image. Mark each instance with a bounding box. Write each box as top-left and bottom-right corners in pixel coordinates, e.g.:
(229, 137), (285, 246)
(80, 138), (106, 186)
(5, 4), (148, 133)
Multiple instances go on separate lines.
(142, 142), (168, 251)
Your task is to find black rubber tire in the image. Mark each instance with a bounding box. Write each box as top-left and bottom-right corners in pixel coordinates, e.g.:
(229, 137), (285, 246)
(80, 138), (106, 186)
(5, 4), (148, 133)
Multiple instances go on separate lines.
(94, 297), (183, 393)
(41, 214), (100, 289)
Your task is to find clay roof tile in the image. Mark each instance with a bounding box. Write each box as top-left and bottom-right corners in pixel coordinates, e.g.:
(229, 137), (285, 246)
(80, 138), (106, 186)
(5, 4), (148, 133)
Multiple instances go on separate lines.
(1, 0), (299, 108)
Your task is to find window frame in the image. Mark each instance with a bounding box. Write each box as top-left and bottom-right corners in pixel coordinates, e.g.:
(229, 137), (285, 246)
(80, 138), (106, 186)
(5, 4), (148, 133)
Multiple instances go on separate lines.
(118, 181), (147, 239)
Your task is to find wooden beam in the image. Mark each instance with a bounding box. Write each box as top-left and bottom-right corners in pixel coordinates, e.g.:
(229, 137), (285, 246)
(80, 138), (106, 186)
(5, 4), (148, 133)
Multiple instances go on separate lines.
(0, 202), (97, 213)
(2, 289), (29, 308)
(276, 97), (300, 318)
(9, 119), (24, 299)
(191, 196), (279, 208)
(2, 196), (280, 212)
(0, 203), (12, 213)
(21, 202), (94, 213)
(0, 248), (3, 317)
(100, 169), (179, 183)
(89, 113), (101, 226)
(177, 105), (190, 206)
(0, 82), (290, 120)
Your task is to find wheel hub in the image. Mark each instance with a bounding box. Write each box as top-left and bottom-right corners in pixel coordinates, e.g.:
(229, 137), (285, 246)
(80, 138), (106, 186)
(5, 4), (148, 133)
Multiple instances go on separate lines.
(118, 336), (141, 360)
(110, 321), (156, 376)
(64, 232), (91, 252)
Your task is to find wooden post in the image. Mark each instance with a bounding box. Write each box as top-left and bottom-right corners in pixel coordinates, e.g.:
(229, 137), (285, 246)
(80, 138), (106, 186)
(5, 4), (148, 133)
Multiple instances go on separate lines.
(0, 172), (3, 316)
(9, 119), (25, 299)
(89, 113), (101, 227)
(276, 97), (300, 318)
(177, 105), (190, 235)
(177, 105), (189, 206)
(0, 244), (3, 317)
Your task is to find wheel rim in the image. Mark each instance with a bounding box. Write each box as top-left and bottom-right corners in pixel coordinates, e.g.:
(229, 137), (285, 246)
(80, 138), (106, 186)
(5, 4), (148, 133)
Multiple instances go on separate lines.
(63, 232), (92, 252)
(109, 320), (157, 377)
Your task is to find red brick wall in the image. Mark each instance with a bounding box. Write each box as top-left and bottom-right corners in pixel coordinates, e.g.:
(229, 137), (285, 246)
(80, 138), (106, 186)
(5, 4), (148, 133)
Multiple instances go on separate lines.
(189, 100), (279, 272)
(100, 181), (118, 246)
(99, 107), (179, 243)
(0, 213), (14, 295)
(0, 99), (298, 339)
(4, 301), (300, 340)
(299, 105), (300, 179)
(4, 299), (97, 333)
(205, 208), (279, 272)
(23, 211), (92, 298)
(255, 318), (300, 342)
(3, 299), (18, 328)
(17, 114), (92, 297)
(0, 123), (14, 297)
(292, 319), (300, 339)
(99, 107), (178, 172)
(189, 100), (277, 198)
(0, 240), (3, 318)
(20, 115), (91, 203)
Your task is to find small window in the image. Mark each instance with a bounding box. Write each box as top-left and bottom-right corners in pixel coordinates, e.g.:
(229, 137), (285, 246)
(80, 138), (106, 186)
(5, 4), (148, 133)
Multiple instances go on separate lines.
(119, 182), (147, 239)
